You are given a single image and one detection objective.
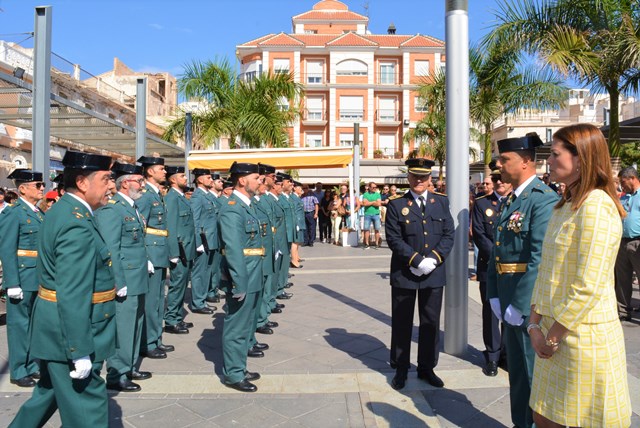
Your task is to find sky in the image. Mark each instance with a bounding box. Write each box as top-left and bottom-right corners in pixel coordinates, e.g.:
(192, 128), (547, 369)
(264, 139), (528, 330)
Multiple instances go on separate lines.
(0, 0), (503, 79)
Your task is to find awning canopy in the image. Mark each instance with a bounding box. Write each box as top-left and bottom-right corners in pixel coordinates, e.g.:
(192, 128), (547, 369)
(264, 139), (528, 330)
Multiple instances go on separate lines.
(188, 147), (354, 171)
(601, 117), (640, 144)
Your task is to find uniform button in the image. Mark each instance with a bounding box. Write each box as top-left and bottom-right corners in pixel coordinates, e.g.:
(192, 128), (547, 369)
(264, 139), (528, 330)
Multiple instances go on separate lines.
(489, 221), (493, 225)
(498, 226), (503, 231)
(422, 220), (426, 224)
(496, 256), (500, 261)
(425, 244), (429, 248)
(423, 232), (427, 235)
(70, 347), (76, 352)
(496, 242), (500, 246)
(105, 313), (110, 318)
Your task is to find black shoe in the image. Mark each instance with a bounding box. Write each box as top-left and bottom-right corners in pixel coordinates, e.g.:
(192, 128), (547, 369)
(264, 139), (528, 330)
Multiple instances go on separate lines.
(290, 263), (303, 269)
(158, 344), (175, 353)
(417, 369), (444, 388)
(266, 321), (279, 328)
(288, 274), (294, 278)
(179, 320), (194, 329)
(164, 324), (189, 334)
(225, 379), (257, 392)
(284, 282), (294, 288)
(247, 348), (265, 358)
(192, 306), (214, 314)
(271, 307), (282, 314)
(142, 348), (167, 359)
(482, 361), (498, 377)
(10, 376), (36, 387)
(107, 379), (141, 392)
(128, 370), (152, 381)
(391, 370), (407, 390)
(276, 293), (292, 300)
(244, 371), (261, 382)
(275, 303), (285, 309)
(206, 296), (221, 303)
(30, 372), (41, 380)
(256, 326), (274, 335)
(253, 342), (269, 350)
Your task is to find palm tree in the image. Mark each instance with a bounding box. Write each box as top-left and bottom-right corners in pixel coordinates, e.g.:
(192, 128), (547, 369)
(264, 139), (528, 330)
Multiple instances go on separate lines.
(164, 58), (304, 149)
(486, 0), (640, 164)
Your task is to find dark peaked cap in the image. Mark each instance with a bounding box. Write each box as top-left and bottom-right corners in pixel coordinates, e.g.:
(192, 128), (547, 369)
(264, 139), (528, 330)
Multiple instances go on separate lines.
(62, 151), (111, 171)
(497, 133), (544, 153)
(8, 169), (43, 182)
(111, 161), (143, 179)
(165, 165), (185, 177)
(405, 158), (435, 175)
(229, 162), (259, 176)
(192, 168), (211, 182)
(259, 163), (276, 174)
(276, 172), (292, 181)
(137, 156), (164, 166)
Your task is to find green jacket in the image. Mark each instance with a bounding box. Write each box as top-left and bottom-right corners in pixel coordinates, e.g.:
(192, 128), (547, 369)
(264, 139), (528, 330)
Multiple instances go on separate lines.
(0, 198), (44, 291)
(265, 193), (288, 255)
(164, 187), (196, 261)
(190, 187), (220, 251)
(278, 194), (296, 243)
(136, 183), (169, 268)
(95, 193), (149, 296)
(30, 193), (116, 362)
(254, 195), (275, 275)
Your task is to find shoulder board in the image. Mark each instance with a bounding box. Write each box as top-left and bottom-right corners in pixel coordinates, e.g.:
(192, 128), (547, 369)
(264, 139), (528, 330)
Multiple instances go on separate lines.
(6, 203), (14, 207)
(432, 191), (447, 197)
(475, 194), (489, 200)
(142, 189), (147, 193)
(228, 200), (236, 205)
(108, 200), (117, 204)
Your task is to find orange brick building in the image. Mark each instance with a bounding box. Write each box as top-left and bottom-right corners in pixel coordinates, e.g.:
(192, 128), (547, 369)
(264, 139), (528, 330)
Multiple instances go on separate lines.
(236, 0), (445, 160)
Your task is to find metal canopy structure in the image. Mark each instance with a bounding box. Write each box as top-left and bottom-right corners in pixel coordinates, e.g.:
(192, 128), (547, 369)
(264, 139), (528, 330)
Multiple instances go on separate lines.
(0, 70), (185, 164)
(601, 117), (640, 144)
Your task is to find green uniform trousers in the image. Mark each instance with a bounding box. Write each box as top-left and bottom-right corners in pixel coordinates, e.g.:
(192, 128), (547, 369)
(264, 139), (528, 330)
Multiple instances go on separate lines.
(257, 273), (275, 327)
(6, 290), (39, 380)
(165, 260), (192, 326)
(276, 246), (291, 294)
(504, 323), (535, 428)
(9, 360), (108, 428)
(223, 291), (260, 384)
(207, 249), (222, 299)
(191, 250), (214, 310)
(107, 294), (144, 383)
(142, 267), (167, 352)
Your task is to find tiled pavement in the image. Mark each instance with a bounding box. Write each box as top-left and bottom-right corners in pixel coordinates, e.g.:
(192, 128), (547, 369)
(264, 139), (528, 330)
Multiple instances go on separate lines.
(1, 240), (639, 427)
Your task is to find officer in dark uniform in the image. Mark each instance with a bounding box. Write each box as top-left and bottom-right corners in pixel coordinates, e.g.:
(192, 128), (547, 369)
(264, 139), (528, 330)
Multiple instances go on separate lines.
(385, 158), (455, 390)
(207, 172), (225, 303)
(265, 173), (288, 315)
(471, 161), (511, 377)
(276, 172), (295, 299)
(0, 169), (45, 387)
(487, 134), (558, 428)
(10, 151), (116, 427)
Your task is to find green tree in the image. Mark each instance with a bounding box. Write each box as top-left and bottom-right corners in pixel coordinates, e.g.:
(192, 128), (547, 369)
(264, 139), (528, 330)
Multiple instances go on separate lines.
(164, 58), (304, 149)
(487, 0), (640, 165)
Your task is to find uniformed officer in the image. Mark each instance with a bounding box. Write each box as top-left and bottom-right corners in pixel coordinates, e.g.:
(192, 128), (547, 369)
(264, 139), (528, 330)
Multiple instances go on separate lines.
(96, 162), (152, 392)
(276, 172), (295, 300)
(290, 181), (305, 267)
(385, 158), (455, 390)
(222, 179), (234, 198)
(163, 165), (196, 334)
(190, 168), (219, 315)
(207, 172), (225, 303)
(265, 173), (288, 315)
(0, 169), (45, 387)
(219, 162), (263, 392)
(10, 151), (116, 427)
(471, 161), (511, 377)
(137, 155), (174, 359)
(487, 134), (558, 428)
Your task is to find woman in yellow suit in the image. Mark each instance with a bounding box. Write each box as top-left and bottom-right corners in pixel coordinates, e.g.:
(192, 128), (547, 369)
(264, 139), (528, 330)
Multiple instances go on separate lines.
(528, 123), (631, 428)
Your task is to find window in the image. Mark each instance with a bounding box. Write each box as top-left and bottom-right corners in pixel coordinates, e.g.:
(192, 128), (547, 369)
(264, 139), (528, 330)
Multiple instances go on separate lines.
(304, 29), (317, 34)
(306, 133), (323, 147)
(379, 62), (395, 84)
(306, 61), (323, 84)
(415, 96), (428, 112)
(273, 59), (290, 74)
(378, 134), (396, 157)
(243, 61), (262, 82)
(339, 96), (364, 121)
(415, 60), (430, 77)
(378, 98), (397, 121)
(339, 133), (364, 147)
(277, 96), (290, 111)
(336, 59), (368, 76)
(306, 96), (324, 120)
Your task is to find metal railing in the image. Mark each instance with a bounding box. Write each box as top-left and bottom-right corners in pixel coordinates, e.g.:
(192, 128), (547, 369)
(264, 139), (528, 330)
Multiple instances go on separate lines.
(376, 109), (399, 121)
(339, 109), (364, 121)
(303, 73), (325, 84)
(303, 108), (326, 121)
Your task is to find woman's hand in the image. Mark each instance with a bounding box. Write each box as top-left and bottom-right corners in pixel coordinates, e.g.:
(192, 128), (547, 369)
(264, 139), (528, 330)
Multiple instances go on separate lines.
(530, 328), (551, 358)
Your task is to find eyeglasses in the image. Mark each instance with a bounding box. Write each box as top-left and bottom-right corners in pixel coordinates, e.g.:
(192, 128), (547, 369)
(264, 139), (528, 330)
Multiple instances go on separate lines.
(126, 178), (145, 185)
(491, 176), (502, 183)
(28, 182), (45, 189)
(482, 182), (491, 186)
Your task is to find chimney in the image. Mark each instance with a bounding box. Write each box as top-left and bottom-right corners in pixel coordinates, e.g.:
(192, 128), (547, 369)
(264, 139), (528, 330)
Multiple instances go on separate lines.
(387, 23), (396, 35)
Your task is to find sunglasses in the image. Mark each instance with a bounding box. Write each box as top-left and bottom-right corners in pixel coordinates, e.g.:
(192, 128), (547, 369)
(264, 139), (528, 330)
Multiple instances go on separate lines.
(28, 182), (45, 189)
(491, 176), (502, 183)
(126, 178), (145, 185)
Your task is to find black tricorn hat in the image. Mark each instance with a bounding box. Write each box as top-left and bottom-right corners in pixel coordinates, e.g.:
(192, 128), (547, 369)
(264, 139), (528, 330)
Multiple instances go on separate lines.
(276, 172), (292, 181)
(137, 156), (165, 166)
(229, 162), (259, 175)
(497, 133), (544, 153)
(62, 151), (112, 171)
(223, 179), (233, 188)
(211, 172), (221, 180)
(192, 168), (211, 182)
(53, 173), (64, 184)
(405, 158), (435, 175)
(165, 165), (185, 176)
(111, 161), (143, 179)
(258, 163), (276, 174)
(7, 169), (43, 183)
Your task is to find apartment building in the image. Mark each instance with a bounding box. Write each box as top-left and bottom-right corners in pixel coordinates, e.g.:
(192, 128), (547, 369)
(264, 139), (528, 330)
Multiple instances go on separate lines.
(236, 0), (445, 160)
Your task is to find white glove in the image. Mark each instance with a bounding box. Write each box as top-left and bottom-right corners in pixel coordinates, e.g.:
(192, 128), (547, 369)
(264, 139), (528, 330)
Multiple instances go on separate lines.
(489, 298), (503, 321)
(275, 250), (282, 261)
(418, 258), (437, 276)
(232, 292), (246, 302)
(7, 287), (23, 300)
(147, 260), (155, 274)
(69, 356), (92, 379)
(504, 304), (524, 326)
(197, 244), (205, 253)
(169, 257), (179, 264)
(296, 225), (300, 232)
(116, 286), (128, 297)
(409, 266), (424, 276)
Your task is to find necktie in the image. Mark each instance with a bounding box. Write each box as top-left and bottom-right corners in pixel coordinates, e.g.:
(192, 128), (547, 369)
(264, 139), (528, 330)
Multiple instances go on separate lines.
(418, 196), (426, 217)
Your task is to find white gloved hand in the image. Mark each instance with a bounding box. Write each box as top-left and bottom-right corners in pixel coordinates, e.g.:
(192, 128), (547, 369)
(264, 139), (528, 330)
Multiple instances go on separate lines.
(489, 298), (503, 321)
(232, 292), (246, 302)
(196, 244), (205, 253)
(504, 304), (524, 326)
(69, 356), (92, 379)
(147, 260), (155, 274)
(409, 266), (424, 276)
(275, 250), (282, 261)
(116, 286), (128, 297)
(7, 287), (23, 300)
(296, 225), (300, 232)
(169, 257), (179, 264)
(418, 258), (437, 276)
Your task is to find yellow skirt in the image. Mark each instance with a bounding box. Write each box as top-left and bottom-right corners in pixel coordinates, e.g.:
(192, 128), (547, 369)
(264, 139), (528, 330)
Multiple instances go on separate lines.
(530, 317), (631, 427)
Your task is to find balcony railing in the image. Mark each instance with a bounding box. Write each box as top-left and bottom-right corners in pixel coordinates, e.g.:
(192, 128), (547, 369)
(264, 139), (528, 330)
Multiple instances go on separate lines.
(378, 73), (397, 85)
(376, 109), (399, 121)
(303, 73), (325, 84)
(339, 109), (364, 121)
(303, 108), (326, 121)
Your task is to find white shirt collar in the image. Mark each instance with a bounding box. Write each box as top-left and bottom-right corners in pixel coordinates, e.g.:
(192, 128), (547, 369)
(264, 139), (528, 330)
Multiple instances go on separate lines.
(19, 197), (38, 211)
(67, 192), (94, 215)
(171, 186), (184, 197)
(409, 189), (429, 204)
(147, 182), (160, 194)
(267, 191), (279, 200)
(118, 191), (135, 207)
(513, 174), (536, 197)
(233, 189), (252, 207)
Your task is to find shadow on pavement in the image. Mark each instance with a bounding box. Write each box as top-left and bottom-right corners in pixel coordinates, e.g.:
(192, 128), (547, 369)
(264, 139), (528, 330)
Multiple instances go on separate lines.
(421, 388), (509, 427)
(108, 397), (124, 428)
(196, 312), (225, 375)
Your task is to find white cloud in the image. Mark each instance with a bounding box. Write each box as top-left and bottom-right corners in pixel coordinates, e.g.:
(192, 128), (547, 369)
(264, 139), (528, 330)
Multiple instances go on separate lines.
(174, 27), (194, 34)
(148, 23), (164, 30)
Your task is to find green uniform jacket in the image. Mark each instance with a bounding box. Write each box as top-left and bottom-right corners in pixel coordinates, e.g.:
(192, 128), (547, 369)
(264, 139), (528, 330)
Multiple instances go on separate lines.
(95, 193), (149, 296)
(30, 193), (116, 362)
(487, 177), (559, 317)
(265, 193), (288, 255)
(219, 193), (263, 295)
(164, 187), (196, 261)
(0, 198), (44, 291)
(291, 193), (306, 242)
(278, 194), (296, 243)
(254, 195), (275, 275)
(136, 184), (169, 268)
(191, 187), (220, 251)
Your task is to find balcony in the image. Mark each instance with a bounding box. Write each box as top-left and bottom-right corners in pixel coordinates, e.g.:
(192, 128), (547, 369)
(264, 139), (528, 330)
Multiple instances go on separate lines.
(303, 73), (326, 85)
(375, 109), (401, 126)
(339, 109), (364, 122)
(302, 108), (328, 126)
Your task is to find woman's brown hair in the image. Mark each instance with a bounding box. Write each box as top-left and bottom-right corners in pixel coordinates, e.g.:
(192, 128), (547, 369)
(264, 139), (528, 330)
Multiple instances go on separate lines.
(553, 123), (625, 217)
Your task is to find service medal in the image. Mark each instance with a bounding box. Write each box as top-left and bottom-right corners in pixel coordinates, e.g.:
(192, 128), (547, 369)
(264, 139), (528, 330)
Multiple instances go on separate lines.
(485, 208), (494, 217)
(401, 207), (410, 216)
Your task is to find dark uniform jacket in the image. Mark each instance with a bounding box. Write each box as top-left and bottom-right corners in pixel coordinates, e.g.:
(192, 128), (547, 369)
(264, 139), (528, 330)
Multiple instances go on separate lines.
(265, 192), (288, 256)
(164, 187), (196, 262)
(471, 192), (503, 283)
(385, 191), (455, 289)
(137, 183), (169, 268)
(191, 187), (220, 252)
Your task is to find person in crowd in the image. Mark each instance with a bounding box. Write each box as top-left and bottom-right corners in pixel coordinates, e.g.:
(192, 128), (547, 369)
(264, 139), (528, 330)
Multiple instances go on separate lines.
(385, 158), (455, 390)
(206, 172), (226, 304)
(0, 169), (45, 388)
(53, 173), (65, 198)
(556, 182), (566, 196)
(5, 190), (19, 204)
(614, 166), (640, 321)
(318, 189), (332, 243)
(477, 177), (494, 198)
(222, 179), (234, 198)
(276, 173), (295, 299)
(301, 184), (319, 247)
(435, 179), (446, 193)
(312, 182), (324, 205)
(0, 188), (7, 213)
(528, 123), (631, 428)
(107, 175), (117, 198)
(38, 190), (58, 213)
(362, 181), (382, 249)
(339, 183), (360, 230)
(380, 184), (390, 223)
(269, 173), (291, 310)
(388, 184), (402, 201)
(9, 151), (115, 427)
(329, 191), (342, 245)
(487, 133), (559, 428)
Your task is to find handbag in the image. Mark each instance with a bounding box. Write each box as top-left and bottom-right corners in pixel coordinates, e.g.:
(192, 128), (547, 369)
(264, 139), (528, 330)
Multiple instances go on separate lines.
(337, 204), (347, 216)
